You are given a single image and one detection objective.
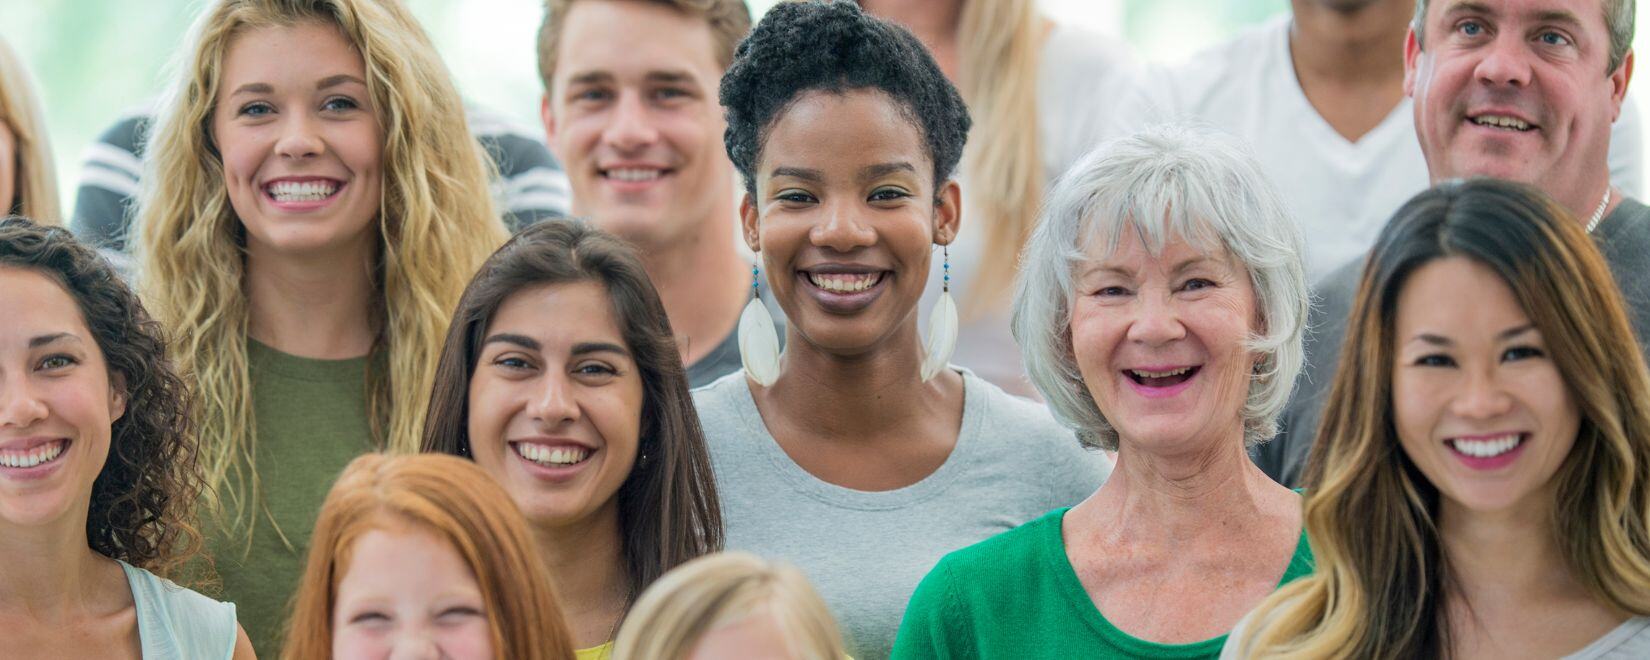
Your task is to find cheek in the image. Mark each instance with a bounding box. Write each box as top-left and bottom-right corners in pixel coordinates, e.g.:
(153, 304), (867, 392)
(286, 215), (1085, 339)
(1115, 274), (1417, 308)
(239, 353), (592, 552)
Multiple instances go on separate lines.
(1390, 370), (1442, 445)
(591, 384), (645, 460)
(1068, 304), (1119, 383)
(465, 380), (514, 463)
(442, 622), (495, 659)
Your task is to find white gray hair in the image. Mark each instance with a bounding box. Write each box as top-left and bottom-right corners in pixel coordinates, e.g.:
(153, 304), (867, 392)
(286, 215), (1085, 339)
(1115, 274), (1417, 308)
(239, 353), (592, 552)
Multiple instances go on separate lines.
(1011, 122), (1308, 450)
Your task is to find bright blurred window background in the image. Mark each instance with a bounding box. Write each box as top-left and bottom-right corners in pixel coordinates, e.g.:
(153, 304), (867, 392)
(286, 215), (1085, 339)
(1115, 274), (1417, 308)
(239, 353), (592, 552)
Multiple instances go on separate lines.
(4, 0), (1641, 214)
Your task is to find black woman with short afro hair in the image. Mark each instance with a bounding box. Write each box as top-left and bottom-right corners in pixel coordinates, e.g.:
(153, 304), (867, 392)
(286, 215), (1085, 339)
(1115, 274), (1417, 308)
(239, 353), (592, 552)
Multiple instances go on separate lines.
(719, 0), (971, 198)
(695, 2), (1109, 658)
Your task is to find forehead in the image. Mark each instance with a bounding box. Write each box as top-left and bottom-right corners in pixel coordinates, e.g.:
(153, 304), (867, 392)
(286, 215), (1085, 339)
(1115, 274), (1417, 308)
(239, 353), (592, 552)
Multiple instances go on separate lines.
(1425, 0), (1609, 27)
(1396, 256), (1529, 331)
(487, 280), (626, 344)
(760, 89), (931, 179)
(219, 20), (365, 86)
(553, 1), (722, 86)
(0, 266), (86, 336)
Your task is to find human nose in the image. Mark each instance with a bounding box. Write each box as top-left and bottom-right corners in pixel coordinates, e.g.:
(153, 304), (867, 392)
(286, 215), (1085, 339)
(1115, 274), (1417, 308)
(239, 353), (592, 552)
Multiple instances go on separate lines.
(527, 373), (580, 425)
(1448, 368), (1514, 420)
(601, 90), (660, 153)
(1474, 33), (1533, 88)
(1125, 293), (1186, 346)
(0, 372), (48, 429)
(809, 199), (877, 252)
(274, 113), (325, 160)
(386, 628), (442, 660)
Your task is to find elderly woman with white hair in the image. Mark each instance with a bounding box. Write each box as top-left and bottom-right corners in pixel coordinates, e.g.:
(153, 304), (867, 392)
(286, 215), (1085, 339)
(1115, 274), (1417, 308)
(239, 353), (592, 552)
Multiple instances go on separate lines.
(891, 123), (1315, 659)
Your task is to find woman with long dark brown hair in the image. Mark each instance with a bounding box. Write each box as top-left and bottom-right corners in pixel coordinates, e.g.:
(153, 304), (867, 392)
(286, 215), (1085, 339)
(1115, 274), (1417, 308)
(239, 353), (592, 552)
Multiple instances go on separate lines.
(1226, 179), (1650, 659)
(422, 219), (722, 660)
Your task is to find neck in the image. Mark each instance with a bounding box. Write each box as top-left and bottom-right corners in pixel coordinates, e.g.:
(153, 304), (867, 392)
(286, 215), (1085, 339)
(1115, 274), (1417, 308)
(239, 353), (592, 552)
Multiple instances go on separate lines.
(534, 504), (630, 649)
(0, 512), (112, 618)
(764, 318), (948, 437)
(634, 211), (750, 368)
(1082, 428), (1283, 538)
(1290, 0), (1413, 81)
(245, 243), (377, 360)
(1563, 182), (1620, 231)
(859, 0), (963, 81)
(1440, 493), (1584, 607)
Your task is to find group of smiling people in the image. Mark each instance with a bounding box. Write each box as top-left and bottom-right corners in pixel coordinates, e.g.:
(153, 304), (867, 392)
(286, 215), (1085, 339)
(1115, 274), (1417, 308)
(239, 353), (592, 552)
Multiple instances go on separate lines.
(4, 0), (1650, 659)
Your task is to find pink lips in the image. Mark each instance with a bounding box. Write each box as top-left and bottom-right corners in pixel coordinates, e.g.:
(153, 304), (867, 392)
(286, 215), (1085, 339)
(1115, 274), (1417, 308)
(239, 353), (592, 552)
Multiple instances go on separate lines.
(508, 441), (596, 484)
(262, 176), (345, 213)
(799, 271), (888, 314)
(0, 438), (71, 482)
(1446, 434), (1530, 472)
(1123, 365), (1199, 400)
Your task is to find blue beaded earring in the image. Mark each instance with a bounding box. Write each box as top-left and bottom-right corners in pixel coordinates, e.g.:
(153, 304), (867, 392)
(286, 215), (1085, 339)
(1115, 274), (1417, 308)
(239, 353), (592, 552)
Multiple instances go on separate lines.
(920, 245), (958, 382)
(738, 263), (781, 386)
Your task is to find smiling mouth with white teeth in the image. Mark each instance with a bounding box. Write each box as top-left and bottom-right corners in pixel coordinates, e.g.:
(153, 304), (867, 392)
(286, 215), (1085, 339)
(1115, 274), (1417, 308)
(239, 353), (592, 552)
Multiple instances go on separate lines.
(806, 272), (886, 294)
(512, 441), (593, 467)
(0, 439), (69, 469)
(603, 167), (666, 183)
(1124, 366), (1200, 387)
(1447, 433), (1526, 458)
(265, 180), (340, 202)
(1470, 114), (1536, 132)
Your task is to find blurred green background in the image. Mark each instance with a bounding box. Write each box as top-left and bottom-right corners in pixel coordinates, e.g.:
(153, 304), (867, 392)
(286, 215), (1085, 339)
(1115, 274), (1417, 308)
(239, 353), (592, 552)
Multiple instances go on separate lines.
(2, 0), (1465, 216)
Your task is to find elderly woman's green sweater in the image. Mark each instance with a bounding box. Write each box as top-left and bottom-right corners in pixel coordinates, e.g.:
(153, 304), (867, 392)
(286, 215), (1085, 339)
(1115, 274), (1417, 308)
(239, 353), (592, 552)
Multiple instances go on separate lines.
(890, 507), (1315, 660)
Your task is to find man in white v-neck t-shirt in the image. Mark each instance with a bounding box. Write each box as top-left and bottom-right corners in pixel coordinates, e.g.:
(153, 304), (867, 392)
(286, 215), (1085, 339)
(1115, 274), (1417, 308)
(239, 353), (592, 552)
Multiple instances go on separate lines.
(1135, 0), (1642, 283)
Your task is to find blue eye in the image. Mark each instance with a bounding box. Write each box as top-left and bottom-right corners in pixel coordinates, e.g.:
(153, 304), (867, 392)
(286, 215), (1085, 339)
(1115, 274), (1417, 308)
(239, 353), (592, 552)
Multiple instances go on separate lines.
(1538, 31), (1571, 46)
(238, 101), (274, 117)
(1180, 278), (1215, 292)
(1095, 286), (1129, 297)
(1458, 21), (1485, 37)
(574, 363), (618, 376)
(322, 96), (360, 112)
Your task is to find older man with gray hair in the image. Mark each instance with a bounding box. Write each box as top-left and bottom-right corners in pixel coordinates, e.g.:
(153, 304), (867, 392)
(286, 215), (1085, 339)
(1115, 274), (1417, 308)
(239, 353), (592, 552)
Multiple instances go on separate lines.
(1260, 0), (1650, 486)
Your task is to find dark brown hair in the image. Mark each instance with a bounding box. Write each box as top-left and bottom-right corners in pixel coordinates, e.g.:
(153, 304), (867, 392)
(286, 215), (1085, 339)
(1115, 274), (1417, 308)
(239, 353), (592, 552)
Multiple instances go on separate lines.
(0, 217), (205, 578)
(1236, 179), (1650, 659)
(421, 218), (723, 607)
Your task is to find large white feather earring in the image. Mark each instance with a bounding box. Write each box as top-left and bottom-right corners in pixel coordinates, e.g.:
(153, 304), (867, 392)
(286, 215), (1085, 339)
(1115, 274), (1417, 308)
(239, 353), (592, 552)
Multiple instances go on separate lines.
(738, 263), (781, 386)
(920, 245), (958, 382)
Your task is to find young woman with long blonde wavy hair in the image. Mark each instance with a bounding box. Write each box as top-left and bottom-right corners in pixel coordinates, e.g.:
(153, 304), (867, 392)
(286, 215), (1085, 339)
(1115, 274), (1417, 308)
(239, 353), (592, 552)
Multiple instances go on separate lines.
(1224, 179), (1650, 659)
(858, 0), (1140, 396)
(0, 34), (60, 225)
(136, 0), (507, 653)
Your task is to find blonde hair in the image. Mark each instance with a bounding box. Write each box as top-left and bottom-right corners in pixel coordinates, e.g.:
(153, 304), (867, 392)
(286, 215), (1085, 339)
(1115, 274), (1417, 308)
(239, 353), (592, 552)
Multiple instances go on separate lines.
(612, 551), (846, 660)
(956, 0), (1043, 313)
(1234, 180), (1650, 659)
(0, 34), (60, 225)
(284, 453), (575, 660)
(137, 0), (508, 543)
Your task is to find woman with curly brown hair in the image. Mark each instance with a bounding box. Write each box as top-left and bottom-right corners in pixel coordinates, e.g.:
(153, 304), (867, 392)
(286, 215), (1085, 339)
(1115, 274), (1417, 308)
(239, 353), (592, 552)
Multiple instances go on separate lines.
(0, 217), (253, 658)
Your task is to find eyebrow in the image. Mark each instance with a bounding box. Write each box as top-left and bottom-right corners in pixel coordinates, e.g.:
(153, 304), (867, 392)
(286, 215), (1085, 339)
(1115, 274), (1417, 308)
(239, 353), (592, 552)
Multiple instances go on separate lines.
(480, 335), (630, 359)
(1408, 324), (1535, 347)
(571, 342), (630, 358)
(481, 333), (540, 351)
(228, 74), (366, 99)
(28, 333), (78, 349)
(860, 162), (917, 182)
(317, 74), (367, 90)
(770, 166), (824, 183)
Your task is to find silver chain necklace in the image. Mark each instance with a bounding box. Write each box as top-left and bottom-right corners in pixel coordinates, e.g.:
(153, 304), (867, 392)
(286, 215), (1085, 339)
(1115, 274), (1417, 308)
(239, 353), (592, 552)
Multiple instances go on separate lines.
(1586, 187), (1612, 234)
